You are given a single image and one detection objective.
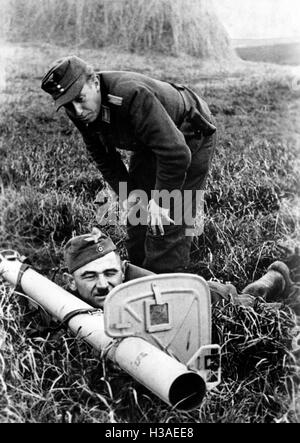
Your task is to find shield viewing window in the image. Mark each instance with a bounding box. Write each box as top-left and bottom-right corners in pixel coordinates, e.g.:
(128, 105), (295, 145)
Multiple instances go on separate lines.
(150, 303), (169, 325)
(145, 301), (172, 333)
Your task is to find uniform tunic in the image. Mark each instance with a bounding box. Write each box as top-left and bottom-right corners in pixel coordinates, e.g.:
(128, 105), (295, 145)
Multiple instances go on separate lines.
(68, 71), (217, 272)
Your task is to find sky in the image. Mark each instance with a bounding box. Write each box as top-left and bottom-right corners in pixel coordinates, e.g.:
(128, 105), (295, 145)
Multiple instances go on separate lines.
(213, 0), (300, 40)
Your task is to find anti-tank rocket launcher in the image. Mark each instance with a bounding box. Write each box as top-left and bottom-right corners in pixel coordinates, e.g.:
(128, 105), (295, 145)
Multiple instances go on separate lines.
(0, 250), (221, 411)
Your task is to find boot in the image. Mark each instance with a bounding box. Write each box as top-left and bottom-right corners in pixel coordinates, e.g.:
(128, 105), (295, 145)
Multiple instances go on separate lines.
(241, 261), (293, 302)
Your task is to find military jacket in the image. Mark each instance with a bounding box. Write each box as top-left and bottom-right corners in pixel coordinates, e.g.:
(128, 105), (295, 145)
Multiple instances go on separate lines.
(69, 71), (212, 196)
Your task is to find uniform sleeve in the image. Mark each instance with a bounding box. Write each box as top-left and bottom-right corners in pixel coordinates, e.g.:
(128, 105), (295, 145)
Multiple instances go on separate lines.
(127, 86), (191, 192)
(69, 116), (132, 199)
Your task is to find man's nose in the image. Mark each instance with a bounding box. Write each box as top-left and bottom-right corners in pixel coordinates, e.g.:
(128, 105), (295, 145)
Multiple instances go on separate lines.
(73, 102), (83, 117)
(96, 274), (108, 289)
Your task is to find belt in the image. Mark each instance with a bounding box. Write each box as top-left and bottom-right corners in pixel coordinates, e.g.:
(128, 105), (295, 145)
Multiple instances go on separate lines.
(170, 82), (217, 137)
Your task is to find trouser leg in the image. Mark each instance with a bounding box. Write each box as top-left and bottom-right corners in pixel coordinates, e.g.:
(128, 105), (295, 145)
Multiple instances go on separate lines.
(126, 149), (155, 267)
(143, 224), (193, 272)
(126, 149), (191, 272)
(183, 129), (217, 235)
(143, 132), (216, 273)
(208, 281), (255, 307)
(126, 224), (147, 267)
(208, 281), (238, 304)
(126, 129), (216, 273)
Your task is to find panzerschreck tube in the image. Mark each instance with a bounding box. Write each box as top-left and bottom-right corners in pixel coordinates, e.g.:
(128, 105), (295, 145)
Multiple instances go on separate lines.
(0, 257), (206, 410)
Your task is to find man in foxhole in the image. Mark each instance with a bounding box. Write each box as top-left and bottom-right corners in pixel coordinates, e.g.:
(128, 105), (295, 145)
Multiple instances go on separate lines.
(63, 227), (298, 313)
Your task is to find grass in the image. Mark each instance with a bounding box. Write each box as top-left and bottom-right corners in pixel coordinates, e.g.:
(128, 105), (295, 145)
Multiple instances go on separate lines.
(0, 284), (298, 423)
(237, 43), (300, 67)
(0, 42), (299, 422)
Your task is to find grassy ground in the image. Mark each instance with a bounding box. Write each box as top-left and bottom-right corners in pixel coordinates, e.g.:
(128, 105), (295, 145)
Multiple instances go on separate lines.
(0, 42), (300, 423)
(236, 42), (300, 66)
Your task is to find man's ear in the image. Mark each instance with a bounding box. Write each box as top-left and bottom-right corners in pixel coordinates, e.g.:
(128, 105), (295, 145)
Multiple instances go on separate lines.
(63, 272), (77, 292)
(121, 260), (126, 282)
(94, 76), (100, 92)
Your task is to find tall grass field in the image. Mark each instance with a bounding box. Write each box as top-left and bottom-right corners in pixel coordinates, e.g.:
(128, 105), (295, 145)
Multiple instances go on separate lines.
(0, 0), (300, 424)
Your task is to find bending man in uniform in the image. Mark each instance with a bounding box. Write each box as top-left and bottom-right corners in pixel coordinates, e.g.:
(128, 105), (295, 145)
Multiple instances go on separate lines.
(41, 56), (217, 274)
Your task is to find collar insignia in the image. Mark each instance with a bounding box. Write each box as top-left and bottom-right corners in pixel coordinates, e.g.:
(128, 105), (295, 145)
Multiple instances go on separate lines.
(101, 105), (110, 123)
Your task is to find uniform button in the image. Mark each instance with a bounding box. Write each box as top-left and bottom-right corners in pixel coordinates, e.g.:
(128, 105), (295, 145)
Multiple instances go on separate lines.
(60, 88), (65, 92)
(98, 246), (104, 252)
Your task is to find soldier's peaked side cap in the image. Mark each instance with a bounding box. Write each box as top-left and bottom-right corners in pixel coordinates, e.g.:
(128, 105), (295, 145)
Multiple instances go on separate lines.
(64, 229), (117, 274)
(41, 55), (92, 111)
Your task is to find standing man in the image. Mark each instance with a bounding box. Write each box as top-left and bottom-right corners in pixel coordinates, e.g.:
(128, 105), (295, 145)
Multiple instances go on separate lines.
(41, 56), (217, 273)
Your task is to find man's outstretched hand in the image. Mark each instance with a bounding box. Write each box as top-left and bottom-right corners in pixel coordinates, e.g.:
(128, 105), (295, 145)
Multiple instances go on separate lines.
(147, 199), (174, 236)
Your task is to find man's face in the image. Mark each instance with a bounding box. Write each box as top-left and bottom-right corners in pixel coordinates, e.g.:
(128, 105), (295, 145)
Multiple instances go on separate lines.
(64, 78), (101, 124)
(71, 252), (124, 308)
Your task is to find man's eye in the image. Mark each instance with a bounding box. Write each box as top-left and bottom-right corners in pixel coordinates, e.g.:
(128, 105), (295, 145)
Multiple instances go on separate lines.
(77, 96), (84, 103)
(104, 271), (117, 277)
(83, 274), (96, 280)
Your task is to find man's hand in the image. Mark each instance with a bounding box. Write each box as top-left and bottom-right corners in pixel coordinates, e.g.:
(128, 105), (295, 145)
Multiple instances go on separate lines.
(147, 199), (174, 236)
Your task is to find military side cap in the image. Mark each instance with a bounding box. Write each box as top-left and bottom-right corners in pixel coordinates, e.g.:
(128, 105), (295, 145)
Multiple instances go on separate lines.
(64, 228), (117, 274)
(41, 55), (91, 111)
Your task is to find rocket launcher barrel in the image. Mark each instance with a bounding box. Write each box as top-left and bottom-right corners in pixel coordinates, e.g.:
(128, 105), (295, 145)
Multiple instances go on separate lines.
(0, 256), (206, 410)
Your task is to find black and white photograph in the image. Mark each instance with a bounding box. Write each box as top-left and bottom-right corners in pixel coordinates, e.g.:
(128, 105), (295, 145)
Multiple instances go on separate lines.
(0, 0), (299, 426)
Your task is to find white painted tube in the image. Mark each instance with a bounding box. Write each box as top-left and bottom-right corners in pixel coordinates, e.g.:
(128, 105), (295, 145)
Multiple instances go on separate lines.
(0, 257), (206, 410)
(113, 337), (206, 409)
(0, 259), (111, 349)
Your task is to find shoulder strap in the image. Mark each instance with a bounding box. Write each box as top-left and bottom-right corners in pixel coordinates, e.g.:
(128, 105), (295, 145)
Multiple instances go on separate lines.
(107, 94), (123, 106)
